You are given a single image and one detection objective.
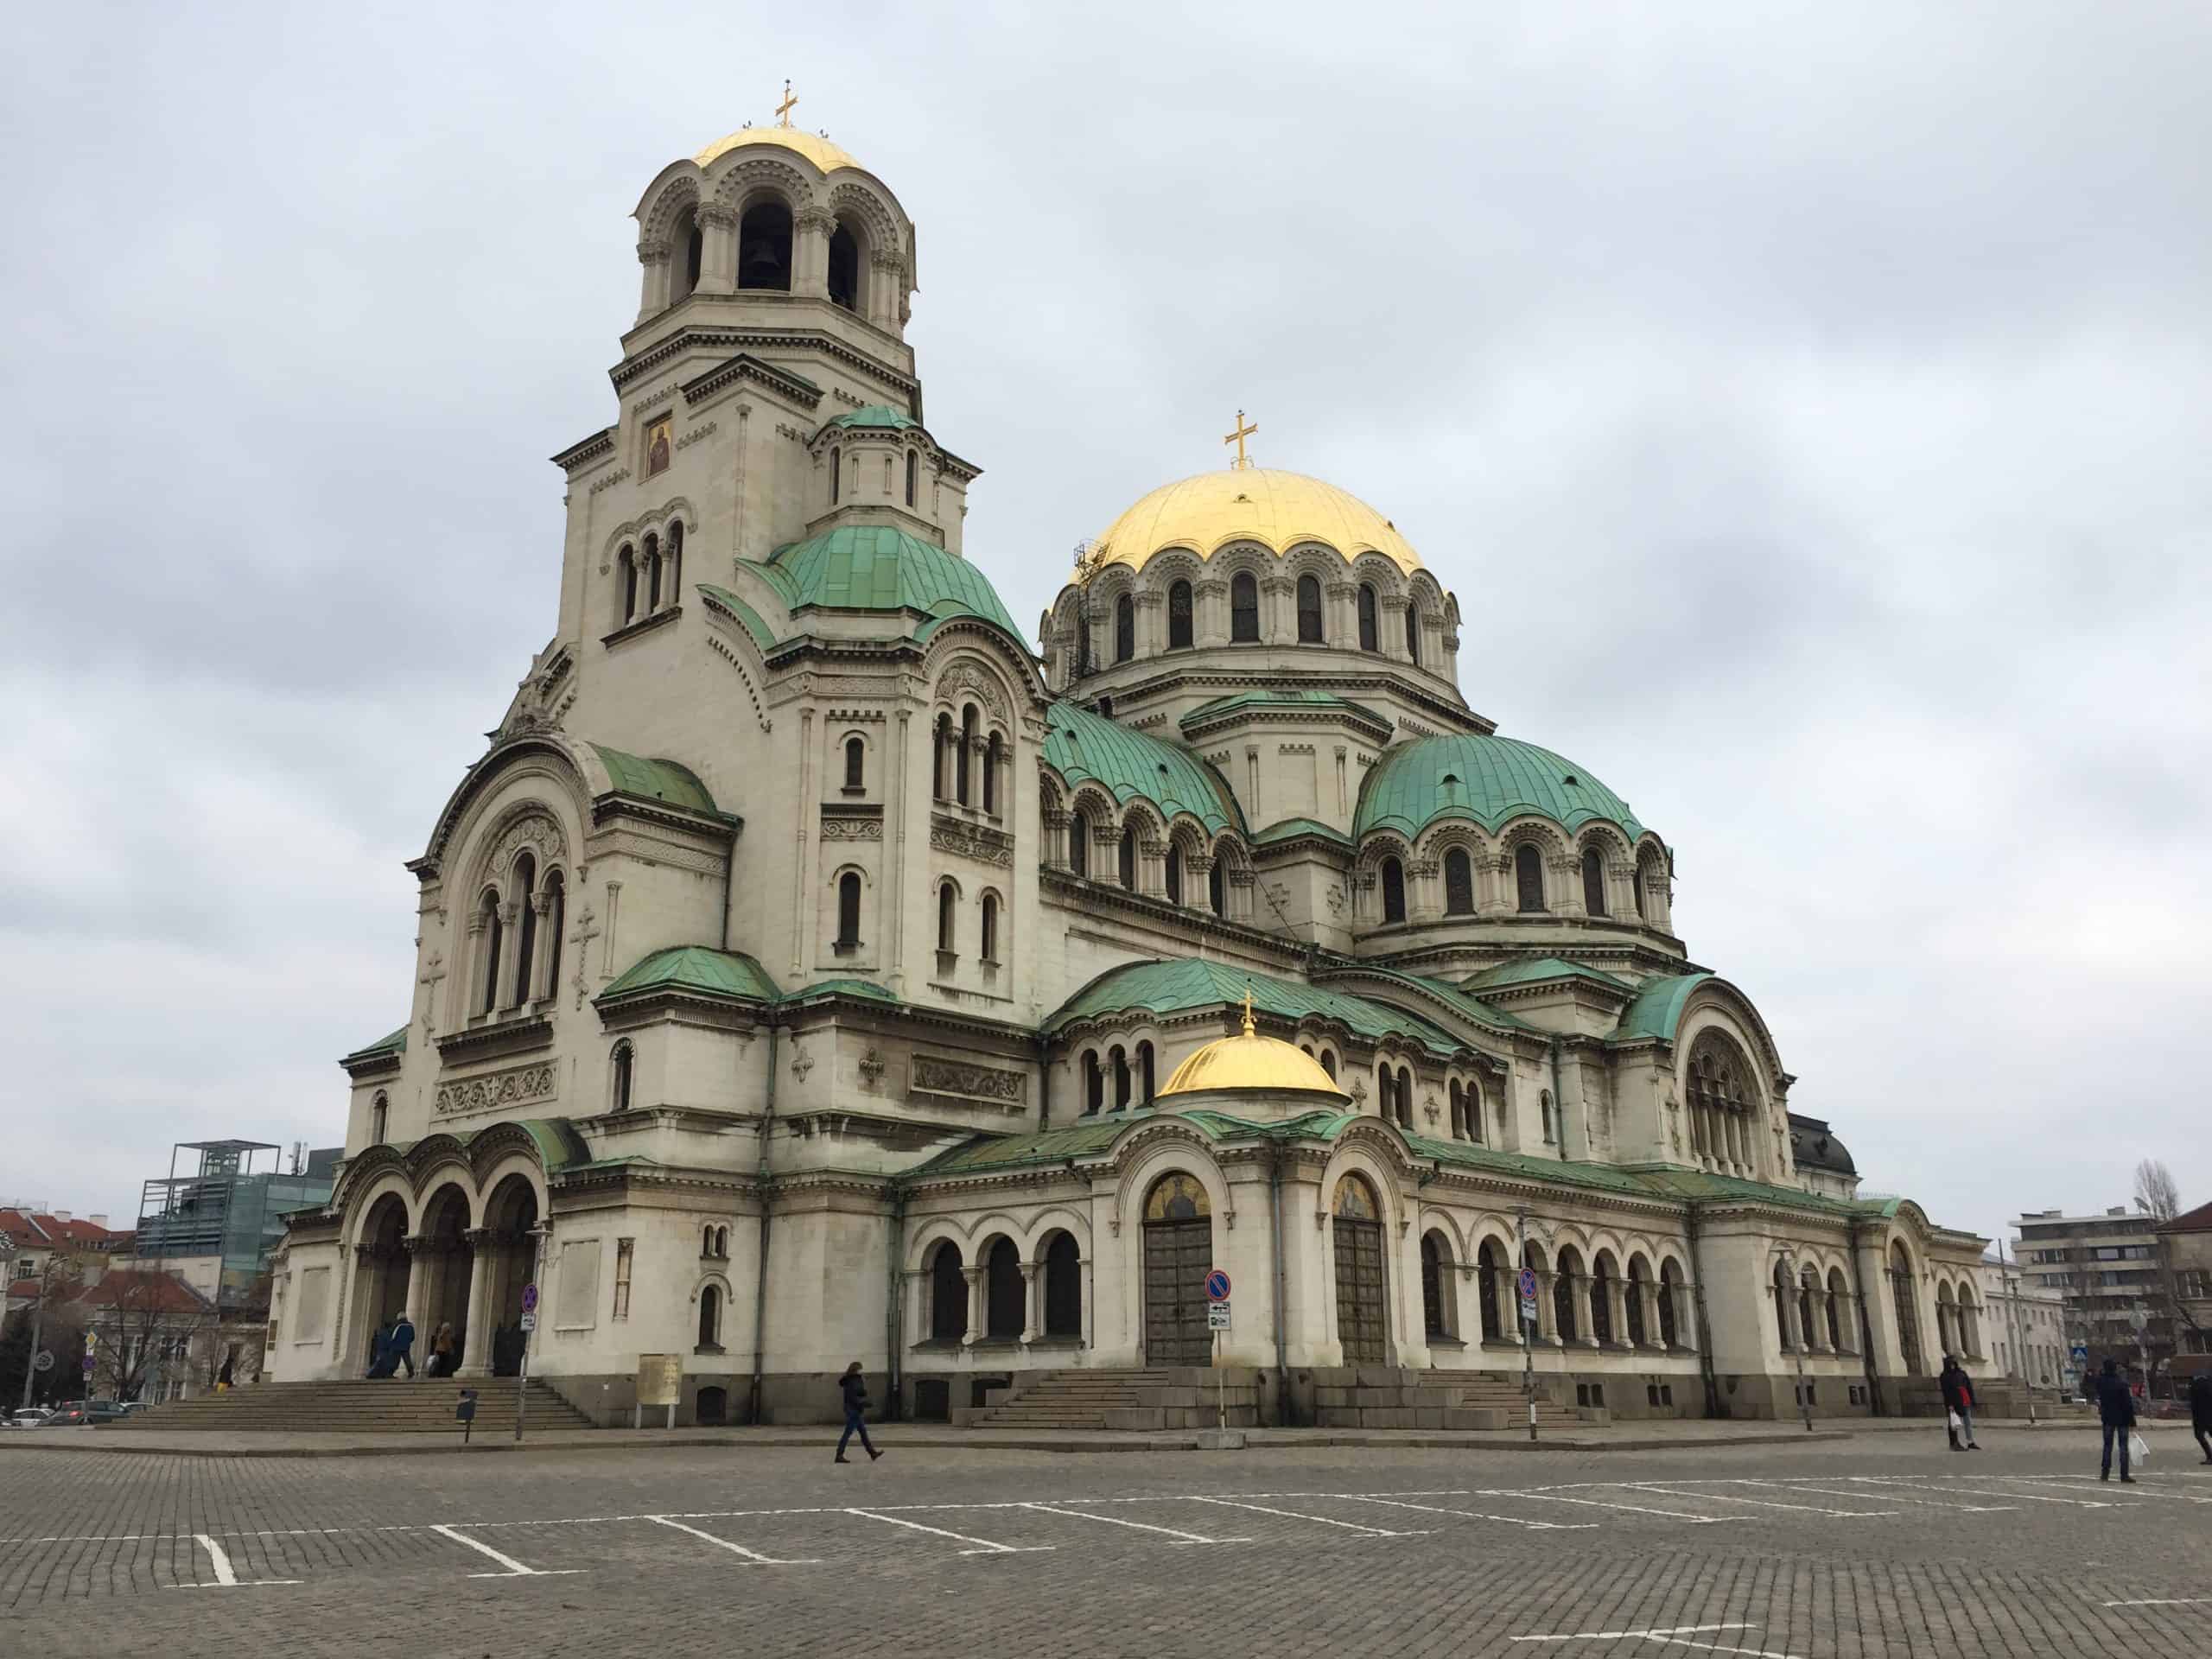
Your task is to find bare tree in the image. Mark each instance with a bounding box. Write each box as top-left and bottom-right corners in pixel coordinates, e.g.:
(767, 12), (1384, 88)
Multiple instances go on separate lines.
(2135, 1159), (2182, 1223)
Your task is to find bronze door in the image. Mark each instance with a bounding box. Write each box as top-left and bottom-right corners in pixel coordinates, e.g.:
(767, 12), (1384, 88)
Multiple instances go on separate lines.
(1142, 1218), (1212, 1365)
(1334, 1217), (1388, 1363)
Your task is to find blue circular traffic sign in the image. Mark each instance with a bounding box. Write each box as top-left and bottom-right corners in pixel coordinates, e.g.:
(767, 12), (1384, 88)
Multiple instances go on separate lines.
(1204, 1268), (1231, 1302)
(1517, 1268), (1539, 1300)
(520, 1282), (539, 1315)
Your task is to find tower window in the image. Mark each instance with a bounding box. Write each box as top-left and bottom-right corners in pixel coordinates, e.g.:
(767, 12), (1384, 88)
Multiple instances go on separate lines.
(1069, 809), (1090, 877)
(1444, 847), (1474, 915)
(957, 706), (976, 804)
(836, 872), (862, 947)
(683, 219), (703, 299)
(980, 893), (1000, 962)
(1516, 843), (1545, 912)
(931, 713), (951, 801)
(1165, 844), (1183, 906)
(644, 534), (662, 611)
(620, 545), (638, 625)
(1297, 574), (1323, 643)
(983, 732), (1001, 815)
(1118, 825), (1137, 890)
(476, 888), (503, 1014)
(1582, 847), (1608, 916)
(1357, 584), (1379, 653)
(938, 882), (957, 953)
(1168, 580), (1193, 649)
(1230, 572), (1260, 641)
(844, 735), (865, 791)
(670, 206), (701, 304)
(828, 221), (860, 310)
(905, 449), (918, 506)
(611, 1040), (634, 1112)
(1405, 603), (1421, 664)
(664, 521), (683, 599)
(1208, 854), (1226, 918)
(1115, 593), (1135, 663)
(737, 198), (793, 291)
(830, 446), (841, 505)
(369, 1092), (389, 1146)
(1380, 856), (1406, 925)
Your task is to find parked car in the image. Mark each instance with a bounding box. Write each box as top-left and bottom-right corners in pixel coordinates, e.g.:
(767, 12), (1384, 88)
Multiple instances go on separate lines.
(41, 1399), (128, 1427)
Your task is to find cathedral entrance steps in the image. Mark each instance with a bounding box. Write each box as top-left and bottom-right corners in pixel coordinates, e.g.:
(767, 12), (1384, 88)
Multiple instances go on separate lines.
(1420, 1370), (1583, 1431)
(956, 1367), (1261, 1430)
(106, 1379), (593, 1433)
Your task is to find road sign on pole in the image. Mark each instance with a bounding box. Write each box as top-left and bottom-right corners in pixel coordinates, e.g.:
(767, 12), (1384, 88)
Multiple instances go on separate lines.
(520, 1283), (539, 1316)
(2070, 1343), (2088, 1365)
(518, 1311), (537, 1332)
(31, 1351), (53, 1374)
(1208, 1300), (1231, 1332)
(1205, 1268), (1231, 1302)
(1517, 1267), (1540, 1323)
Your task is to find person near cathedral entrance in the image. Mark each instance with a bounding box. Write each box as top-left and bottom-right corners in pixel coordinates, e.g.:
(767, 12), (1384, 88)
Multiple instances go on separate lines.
(2096, 1358), (2137, 1482)
(388, 1312), (417, 1380)
(426, 1322), (457, 1379)
(365, 1319), (394, 1379)
(1938, 1356), (1979, 1451)
(835, 1362), (880, 1464)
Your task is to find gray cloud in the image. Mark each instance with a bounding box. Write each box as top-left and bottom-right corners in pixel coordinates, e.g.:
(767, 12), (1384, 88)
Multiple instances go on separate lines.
(3, 2), (2206, 1243)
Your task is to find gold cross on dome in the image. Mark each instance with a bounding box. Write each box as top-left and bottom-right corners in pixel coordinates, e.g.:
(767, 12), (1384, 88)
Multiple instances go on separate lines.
(775, 79), (798, 127)
(1223, 409), (1257, 470)
(1241, 986), (1256, 1037)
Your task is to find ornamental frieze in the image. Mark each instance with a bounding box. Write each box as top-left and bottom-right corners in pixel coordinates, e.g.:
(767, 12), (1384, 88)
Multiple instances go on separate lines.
(929, 821), (1014, 868)
(435, 1060), (557, 1119)
(820, 816), (883, 841)
(910, 1055), (1027, 1110)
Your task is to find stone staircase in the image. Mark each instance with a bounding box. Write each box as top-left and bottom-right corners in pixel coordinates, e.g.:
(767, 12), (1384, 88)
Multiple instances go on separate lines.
(1423, 1369), (1584, 1433)
(105, 1378), (593, 1434)
(957, 1368), (1259, 1431)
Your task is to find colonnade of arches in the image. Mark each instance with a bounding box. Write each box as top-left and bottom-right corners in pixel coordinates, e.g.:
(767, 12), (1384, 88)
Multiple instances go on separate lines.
(1045, 783), (1255, 925)
(1766, 1258), (1868, 1357)
(613, 519), (684, 629)
(1465, 1237), (1695, 1353)
(917, 1228), (1084, 1347)
(1358, 827), (1670, 933)
(344, 1172), (541, 1380)
(466, 836), (567, 1022)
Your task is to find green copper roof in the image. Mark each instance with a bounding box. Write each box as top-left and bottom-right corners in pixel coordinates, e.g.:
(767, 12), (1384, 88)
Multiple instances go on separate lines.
(910, 1120), (1127, 1175)
(1325, 965), (1535, 1034)
(782, 976), (900, 1005)
(1625, 1165), (1873, 1219)
(1610, 973), (1713, 1045)
(1464, 957), (1633, 994)
(752, 525), (1023, 642)
(1047, 957), (1463, 1056)
(599, 945), (780, 1005)
(823, 404), (922, 432)
(341, 1025), (409, 1065)
(588, 744), (722, 817)
(1354, 733), (1645, 843)
(1250, 816), (1355, 849)
(512, 1118), (594, 1173)
(1406, 1134), (1659, 1197)
(1044, 702), (1244, 836)
(696, 584), (779, 652)
(1180, 690), (1389, 732)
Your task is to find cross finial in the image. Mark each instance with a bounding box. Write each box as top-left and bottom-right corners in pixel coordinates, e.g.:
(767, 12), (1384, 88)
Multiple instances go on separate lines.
(1223, 409), (1257, 470)
(1241, 986), (1256, 1038)
(775, 79), (798, 128)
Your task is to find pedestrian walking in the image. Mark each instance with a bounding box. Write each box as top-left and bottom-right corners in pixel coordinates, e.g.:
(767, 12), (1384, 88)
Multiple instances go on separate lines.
(365, 1319), (394, 1379)
(2095, 1358), (2137, 1483)
(2189, 1370), (2212, 1465)
(1938, 1355), (1980, 1451)
(389, 1312), (418, 1380)
(426, 1322), (456, 1379)
(834, 1361), (880, 1464)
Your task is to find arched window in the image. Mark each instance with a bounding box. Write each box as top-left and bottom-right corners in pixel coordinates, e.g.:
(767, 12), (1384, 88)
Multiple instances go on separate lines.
(669, 205), (701, 303)
(644, 534), (662, 611)
(1357, 583), (1379, 652)
(1396, 1065), (1414, 1128)
(1772, 1262), (1795, 1351)
(844, 736), (865, 791)
(476, 888), (503, 1014)
(737, 197), (792, 290)
(1827, 1268), (1847, 1351)
(697, 1284), (722, 1350)
(1553, 1249), (1580, 1342)
(1297, 574), (1323, 643)
(1083, 1050), (1103, 1114)
(1165, 843), (1183, 906)
(980, 893), (999, 962)
(931, 714), (950, 801)
(369, 1092), (389, 1145)
(1443, 847), (1474, 915)
(1319, 1048), (1337, 1079)
(905, 448), (918, 506)
(610, 1041), (634, 1112)
(929, 1243), (965, 1342)
(620, 545), (638, 624)
(541, 868), (565, 996)
(1591, 1256), (1614, 1345)
(1380, 856), (1406, 924)
(1465, 1078), (1484, 1143)
(664, 521), (683, 599)
(957, 706), (976, 804)
(1448, 1079), (1464, 1139)
(1404, 603), (1421, 664)
(1138, 1040), (1155, 1103)
(985, 1238), (1023, 1338)
(982, 732), (1001, 816)
(1515, 843), (1545, 912)
(1375, 1064), (1392, 1119)
(937, 882), (957, 953)
(1111, 1046), (1131, 1109)
(836, 872), (862, 947)
(1627, 1259), (1649, 1346)
(1230, 572), (1260, 642)
(1167, 580), (1193, 649)
(1659, 1261), (1683, 1348)
(827, 221), (860, 310)
(1114, 593), (1135, 663)
(1540, 1089), (1555, 1144)
(830, 445), (842, 505)
(1799, 1268), (1816, 1352)
(1421, 1233), (1450, 1338)
(1118, 825), (1137, 890)
(1042, 1232), (1082, 1338)
(1208, 855), (1226, 918)
(1632, 866), (1647, 918)
(1477, 1240), (1504, 1341)
(1582, 847), (1608, 916)
(1075, 605), (1092, 677)
(1069, 809), (1090, 878)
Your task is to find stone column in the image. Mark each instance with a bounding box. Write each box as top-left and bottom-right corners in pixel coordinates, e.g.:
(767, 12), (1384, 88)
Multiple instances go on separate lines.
(1606, 1278), (1631, 1348)
(1808, 1287), (1834, 1354)
(399, 1236), (429, 1328)
(961, 1267), (984, 1346)
(636, 242), (671, 322)
(1640, 1282), (1667, 1351)
(792, 207), (835, 298)
(867, 250), (905, 333)
(1019, 1262), (1040, 1344)
(696, 201), (738, 296)
(1193, 578), (1228, 646)
(495, 901), (522, 1010)
(1535, 1271), (1560, 1344)
(456, 1230), (496, 1378)
(1571, 1274), (1598, 1348)
(529, 891), (557, 1001)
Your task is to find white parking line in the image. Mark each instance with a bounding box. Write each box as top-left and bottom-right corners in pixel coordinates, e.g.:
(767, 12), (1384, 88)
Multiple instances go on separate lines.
(646, 1515), (820, 1565)
(1843, 1477), (2109, 1509)
(2019, 1476), (2212, 1504)
(846, 1508), (1052, 1556)
(429, 1523), (583, 1579)
(168, 1534), (299, 1591)
(1481, 1489), (1743, 1524)
(1338, 1494), (1592, 1530)
(1763, 1481), (2016, 1514)
(1021, 1503), (1243, 1544)
(1185, 1495), (1427, 1536)
(1624, 1483), (1898, 1518)
(1516, 1624), (1758, 1642)
(2104, 1598), (2212, 1608)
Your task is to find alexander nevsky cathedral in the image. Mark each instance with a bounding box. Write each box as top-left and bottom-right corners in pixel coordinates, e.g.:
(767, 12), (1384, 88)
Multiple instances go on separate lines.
(265, 106), (1996, 1428)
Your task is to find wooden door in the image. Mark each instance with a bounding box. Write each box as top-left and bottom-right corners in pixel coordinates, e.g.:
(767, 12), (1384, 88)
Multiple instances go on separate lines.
(1142, 1220), (1212, 1365)
(1334, 1218), (1388, 1363)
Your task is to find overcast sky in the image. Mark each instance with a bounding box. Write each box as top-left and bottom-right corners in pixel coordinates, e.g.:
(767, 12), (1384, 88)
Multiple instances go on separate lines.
(3, 3), (2207, 1247)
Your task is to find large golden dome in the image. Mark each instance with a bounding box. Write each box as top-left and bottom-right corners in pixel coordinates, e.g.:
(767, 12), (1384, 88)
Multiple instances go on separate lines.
(1087, 468), (1422, 580)
(1160, 1001), (1349, 1098)
(693, 126), (861, 175)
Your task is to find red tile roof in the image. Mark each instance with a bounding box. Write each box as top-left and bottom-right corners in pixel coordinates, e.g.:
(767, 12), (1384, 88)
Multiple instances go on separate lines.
(65, 1268), (215, 1316)
(2161, 1198), (2212, 1235)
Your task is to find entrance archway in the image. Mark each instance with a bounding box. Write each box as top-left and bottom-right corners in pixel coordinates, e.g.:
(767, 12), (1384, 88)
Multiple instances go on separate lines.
(1141, 1172), (1212, 1365)
(346, 1193), (410, 1370)
(1889, 1242), (1923, 1375)
(1332, 1173), (1387, 1363)
(480, 1175), (537, 1376)
(416, 1185), (474, 1370)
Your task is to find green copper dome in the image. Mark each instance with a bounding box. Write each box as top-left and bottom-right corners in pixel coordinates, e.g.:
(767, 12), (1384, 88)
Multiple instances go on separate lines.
(1355, 733), (1644, 843)
(1044, 702), (1244, 836)
(753, 525), (1024, 643)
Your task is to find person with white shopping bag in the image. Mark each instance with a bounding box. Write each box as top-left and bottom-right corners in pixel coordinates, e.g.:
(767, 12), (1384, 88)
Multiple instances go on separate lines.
(2095, 1358), (2138, 1484)
(1939, 1355), (1980, 1452)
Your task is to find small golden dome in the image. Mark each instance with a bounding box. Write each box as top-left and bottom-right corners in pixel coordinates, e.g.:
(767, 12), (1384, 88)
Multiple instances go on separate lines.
(1086, 468), (1422, 581)
(693, 126), (861, 175)
(1160, 999), (1348, 1098)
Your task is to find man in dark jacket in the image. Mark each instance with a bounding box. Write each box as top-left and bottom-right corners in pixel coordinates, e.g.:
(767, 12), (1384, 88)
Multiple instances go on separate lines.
(388, 1313), (417, 1380)
(1938, 1357), (1980, 1450)
(2096, 1358), (2137, 1482)
(2190, 1370), (2212, 1465)
(835, 1362), (880, 1464)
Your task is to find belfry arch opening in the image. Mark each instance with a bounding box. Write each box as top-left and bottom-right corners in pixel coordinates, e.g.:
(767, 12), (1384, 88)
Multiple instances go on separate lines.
(737, 197), (793, 291)
(828, 219), (862, 311)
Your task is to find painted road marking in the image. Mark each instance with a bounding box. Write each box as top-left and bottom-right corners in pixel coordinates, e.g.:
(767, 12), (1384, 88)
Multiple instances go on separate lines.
(1185, 1496), (1426, 1536)
(1845, 1476), (2109, 1509)
(2104, 1598), (2212, 1607)
(646, 1515), (820, 1565)
(1764, 1480), (2017, 1513)
(1624, 1483), (1899, 1518)
(1337, 1494), (1592, 1530)
(1516, 1624), (1759, 1643)
(168, 1534), (300, 1591)
(429, 1523), (583, 1579)
(846, 1508), (1052, 1556)
(1021, 1503), (1243, 1544)
(1483, 1489), (1744, 1524)
(2020, 1475), (2212, 1504)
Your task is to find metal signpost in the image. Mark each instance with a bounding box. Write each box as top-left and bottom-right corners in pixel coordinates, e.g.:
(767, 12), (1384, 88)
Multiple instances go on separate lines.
(515, 1226), (547, 1442)
(1205, 1269), (1232, 1429)
(636, 1354), (682, 1429)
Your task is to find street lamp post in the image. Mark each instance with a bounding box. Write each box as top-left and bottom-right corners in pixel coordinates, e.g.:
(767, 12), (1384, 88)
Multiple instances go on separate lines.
(514, 1223), (550, 1443)
(1998, 1239), (2037, 1426)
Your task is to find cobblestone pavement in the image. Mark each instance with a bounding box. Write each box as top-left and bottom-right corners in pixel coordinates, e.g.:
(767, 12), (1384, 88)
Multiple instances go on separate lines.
(4, 1433), (2209, 1657)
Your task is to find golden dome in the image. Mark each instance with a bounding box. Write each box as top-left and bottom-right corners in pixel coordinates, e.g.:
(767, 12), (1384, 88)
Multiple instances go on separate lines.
(1086, 468), (1423, 581)
(693, 126), (861, 175)
(1160, 1000), (1349, 1098)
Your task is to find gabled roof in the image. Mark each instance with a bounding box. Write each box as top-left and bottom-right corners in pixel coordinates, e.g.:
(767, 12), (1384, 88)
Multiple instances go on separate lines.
(752, 525), (1024, 643)
(1180, 689), (1390, 734)
(1046, 958), (1465, 1057)
(1355, 732), (1645, 844)
(1044, 702), (1244, 836)
(1323, 964), (1535, 1034)
(587, 744), (724, 818)
(822, 404), (922, 433)
(2161, 1198), (2212, 1236)
(1464, 957), (1633, 994)
(1250, 817), (1354, 850)
(67, 1268), (216, 1316)
(599, 945), (779, 1005)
